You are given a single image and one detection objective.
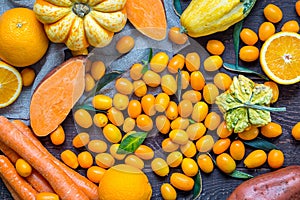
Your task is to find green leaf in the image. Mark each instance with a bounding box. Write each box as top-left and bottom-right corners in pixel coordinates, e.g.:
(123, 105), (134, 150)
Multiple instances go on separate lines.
(243, 137), (279, 151)
(141, 48), (153, 74)
(189, 119), (196, 124)
(176, 69), (182, 103)
(95, 71), (124, 93)
(147, 48), (153, 63)
(74, 104), (106, 113)
(173, 0), (183, 17)
(223, 63), (269, 80)
(141, 60), (149, 74)
(228, 170), (253, 179)
(233, 20), (243, 67)
(192, 170), (202, 199)
(117, 132), (147, 154)
(82, 71), (124, 102)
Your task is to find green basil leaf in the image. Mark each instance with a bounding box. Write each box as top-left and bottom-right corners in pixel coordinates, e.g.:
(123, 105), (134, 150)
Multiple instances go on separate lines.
(74, 104), (106, 113)
(228, 170), (253, 179)
(173, 0), (183, 17)
(176, 69), (182, 103)
(233, 20), (243, 66)
(192, 170), (202, 199)
(223, 63), (269, 80)
(117, 132), (147, 154)
(243, 137), (279, 151)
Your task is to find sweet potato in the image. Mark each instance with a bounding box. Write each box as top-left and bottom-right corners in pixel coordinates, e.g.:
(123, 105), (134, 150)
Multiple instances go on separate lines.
(126, 0), (167, 40)
(228, 166), (300, 200)
(30, 56), (86, 137)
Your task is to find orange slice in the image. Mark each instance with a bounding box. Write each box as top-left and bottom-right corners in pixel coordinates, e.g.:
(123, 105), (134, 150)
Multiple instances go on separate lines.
(260, 31), (300, 85)
(0, 61), (22, 108)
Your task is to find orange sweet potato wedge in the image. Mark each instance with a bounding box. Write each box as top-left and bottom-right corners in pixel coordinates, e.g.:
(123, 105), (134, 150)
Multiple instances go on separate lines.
(126, 0), (167, 41)
(30, 56), (85, 137)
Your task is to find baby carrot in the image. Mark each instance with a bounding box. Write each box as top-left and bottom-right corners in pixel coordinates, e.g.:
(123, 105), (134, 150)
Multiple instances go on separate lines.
(12, 119), (99, 200)
(0, 117), (89, 200)
(0, 155), (37, 199)
(26, 171), (54, 193)
(0, 140), (20, 162)
(0, 140), (54, 193)
(2, 178), (22, 200)
(0, 139), (53, 192)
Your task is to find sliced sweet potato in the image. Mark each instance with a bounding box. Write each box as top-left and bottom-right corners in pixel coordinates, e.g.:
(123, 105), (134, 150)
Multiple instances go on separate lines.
(126, 0), (167, 41)
(228, 166), (300, 200)
(30, 56), (85, 137)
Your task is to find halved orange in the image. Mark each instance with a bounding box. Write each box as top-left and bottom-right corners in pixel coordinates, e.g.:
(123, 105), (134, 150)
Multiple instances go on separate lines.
(260, 31), (300, 85)
(0, 61), (22, 108)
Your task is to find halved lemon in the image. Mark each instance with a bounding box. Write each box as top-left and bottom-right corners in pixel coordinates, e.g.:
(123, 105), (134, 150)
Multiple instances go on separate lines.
(0, 61), (22, 108)
(260, 31), (300, 85)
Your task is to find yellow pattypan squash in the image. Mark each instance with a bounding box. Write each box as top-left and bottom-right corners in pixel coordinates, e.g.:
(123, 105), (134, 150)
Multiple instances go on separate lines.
(33, 0), (127, 52)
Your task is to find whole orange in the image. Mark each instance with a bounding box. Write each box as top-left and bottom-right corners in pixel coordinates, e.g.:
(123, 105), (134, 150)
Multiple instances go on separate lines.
(0, 8), (49, 67)
(98, 164), (152, 200)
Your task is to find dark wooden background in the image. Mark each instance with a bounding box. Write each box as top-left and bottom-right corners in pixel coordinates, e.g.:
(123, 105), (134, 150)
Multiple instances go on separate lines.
(1, 0), (300, 199)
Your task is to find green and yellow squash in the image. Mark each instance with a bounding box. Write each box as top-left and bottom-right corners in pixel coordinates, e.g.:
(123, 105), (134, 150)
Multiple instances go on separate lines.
(180, 0), (257, 37)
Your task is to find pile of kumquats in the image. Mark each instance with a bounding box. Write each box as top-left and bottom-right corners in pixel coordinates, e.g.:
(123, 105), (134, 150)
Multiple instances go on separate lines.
(46, 2), (300, 199)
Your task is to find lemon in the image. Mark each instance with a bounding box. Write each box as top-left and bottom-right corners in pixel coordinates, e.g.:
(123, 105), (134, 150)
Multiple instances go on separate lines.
(260, 31), (300, 85)
(0, 61), (22, 108)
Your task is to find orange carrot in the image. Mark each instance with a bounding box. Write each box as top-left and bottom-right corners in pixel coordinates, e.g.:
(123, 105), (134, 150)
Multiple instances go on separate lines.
(0, 140), (20, 162)
(0, 155), (37, 200)
(26, 170), (54, 193)
(0, 140), (54, 193)
(12, 120), (99, 200)
(0, 117), (89, 200)
(2, 178), (22, 200)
